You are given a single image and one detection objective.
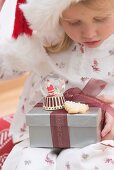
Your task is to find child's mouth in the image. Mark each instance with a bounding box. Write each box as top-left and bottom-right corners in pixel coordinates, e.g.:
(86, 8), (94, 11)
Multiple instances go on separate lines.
(83, 40), (101, 47)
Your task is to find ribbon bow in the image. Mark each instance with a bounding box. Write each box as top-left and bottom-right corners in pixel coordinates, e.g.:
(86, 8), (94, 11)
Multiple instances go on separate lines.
(64, 79), (114, 117)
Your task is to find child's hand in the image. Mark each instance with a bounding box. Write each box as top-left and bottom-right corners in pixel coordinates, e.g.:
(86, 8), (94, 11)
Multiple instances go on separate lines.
(97, 95), (114, 140)
(101, 112), (114, 140)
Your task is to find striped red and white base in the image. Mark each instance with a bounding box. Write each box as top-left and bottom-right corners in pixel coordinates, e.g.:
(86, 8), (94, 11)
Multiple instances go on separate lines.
(43, 95), (65, 110)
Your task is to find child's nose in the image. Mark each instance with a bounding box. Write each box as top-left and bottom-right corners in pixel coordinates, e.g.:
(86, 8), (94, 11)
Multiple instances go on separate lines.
(81, 24), (97, 39)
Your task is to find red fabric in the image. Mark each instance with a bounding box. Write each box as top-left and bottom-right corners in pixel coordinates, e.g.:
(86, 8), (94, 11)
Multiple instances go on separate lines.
(0, 114), (14, 169)
(12, 0), (32, 39)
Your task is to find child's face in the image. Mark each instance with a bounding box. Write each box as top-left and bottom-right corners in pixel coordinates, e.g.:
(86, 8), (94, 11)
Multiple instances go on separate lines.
(61, 2), (114, 48)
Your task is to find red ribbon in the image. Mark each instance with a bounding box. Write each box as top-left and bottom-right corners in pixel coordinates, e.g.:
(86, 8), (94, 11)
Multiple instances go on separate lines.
(35, 79), (114, 148)
(50, 109), (70, 148)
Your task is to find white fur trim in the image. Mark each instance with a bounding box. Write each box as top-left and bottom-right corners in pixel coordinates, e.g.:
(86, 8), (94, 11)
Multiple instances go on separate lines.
(20, 0), (80, 46)
(0, 35), (48, 79)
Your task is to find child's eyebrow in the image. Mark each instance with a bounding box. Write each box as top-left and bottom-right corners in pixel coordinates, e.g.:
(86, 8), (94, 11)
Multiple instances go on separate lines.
(62, 13), (112, 21)
(95, 13), (112, 17)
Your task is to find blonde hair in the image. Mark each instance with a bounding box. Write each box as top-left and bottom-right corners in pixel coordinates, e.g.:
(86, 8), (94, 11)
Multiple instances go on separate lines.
(45, 0), (114, 54)
(45, 34), (72, 54)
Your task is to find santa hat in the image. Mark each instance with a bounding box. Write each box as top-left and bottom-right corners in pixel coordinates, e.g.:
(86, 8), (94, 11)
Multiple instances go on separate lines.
(12, 0), (32, 39)
(0, 0), (80, 44)
(0, 0), (32, 40)
(0, 0), (81, 45)
(19, 0), (81, 45)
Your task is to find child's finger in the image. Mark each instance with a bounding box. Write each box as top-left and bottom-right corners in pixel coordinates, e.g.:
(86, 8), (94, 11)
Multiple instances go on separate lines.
(97, 95), (114, 103)
(101, 123), (112, 138)
(101, 126), (114, 140)
(102, 132), (114, 141)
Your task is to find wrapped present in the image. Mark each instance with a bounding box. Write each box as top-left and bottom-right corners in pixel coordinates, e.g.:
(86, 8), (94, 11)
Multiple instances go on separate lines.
(26, 107), (103, 148)
(26, 76), (114, 148)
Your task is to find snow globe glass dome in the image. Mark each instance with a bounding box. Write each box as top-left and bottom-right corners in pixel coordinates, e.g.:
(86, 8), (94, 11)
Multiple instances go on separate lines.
(40, 74), (65, 110)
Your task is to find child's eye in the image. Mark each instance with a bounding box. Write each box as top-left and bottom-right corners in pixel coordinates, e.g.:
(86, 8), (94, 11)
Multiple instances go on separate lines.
(94, 17), (108, 22)
(68, 20), (81, 26)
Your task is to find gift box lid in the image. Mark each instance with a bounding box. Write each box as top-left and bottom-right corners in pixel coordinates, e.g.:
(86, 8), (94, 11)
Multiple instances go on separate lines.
(26, 107), (100, 127)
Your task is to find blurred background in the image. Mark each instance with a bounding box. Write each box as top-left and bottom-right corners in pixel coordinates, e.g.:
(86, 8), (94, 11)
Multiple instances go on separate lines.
(0, 0), (27, 116)
(0, 75), (27, 116)
(0, 0), (5, 11)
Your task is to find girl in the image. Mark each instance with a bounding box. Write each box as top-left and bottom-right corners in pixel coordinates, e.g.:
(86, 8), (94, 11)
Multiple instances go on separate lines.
(1, 0), (114, 169)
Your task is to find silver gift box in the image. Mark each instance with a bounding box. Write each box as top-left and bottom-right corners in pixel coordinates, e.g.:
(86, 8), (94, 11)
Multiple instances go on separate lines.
(26, 107), (102, 148)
